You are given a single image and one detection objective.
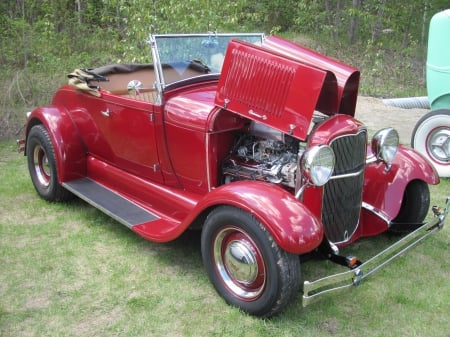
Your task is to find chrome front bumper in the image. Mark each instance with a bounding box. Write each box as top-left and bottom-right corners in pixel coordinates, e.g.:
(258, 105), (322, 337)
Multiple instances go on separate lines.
(302, 197), (449, 307)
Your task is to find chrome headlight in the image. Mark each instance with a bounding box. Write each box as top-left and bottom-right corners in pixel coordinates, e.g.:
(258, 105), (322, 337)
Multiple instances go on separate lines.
(301, 145), (335, 186)
(371, 128), (399, 167)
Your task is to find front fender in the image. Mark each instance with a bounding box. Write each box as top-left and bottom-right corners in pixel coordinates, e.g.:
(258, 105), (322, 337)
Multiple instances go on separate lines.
(192, 181), (324, 254)
(364, 145), (439, 220)
(26, 105), (86, 183)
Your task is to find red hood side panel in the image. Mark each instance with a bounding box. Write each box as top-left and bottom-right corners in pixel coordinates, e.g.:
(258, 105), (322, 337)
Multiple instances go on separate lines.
(215, 39), (334, 140)
(263, 36), (360, 116)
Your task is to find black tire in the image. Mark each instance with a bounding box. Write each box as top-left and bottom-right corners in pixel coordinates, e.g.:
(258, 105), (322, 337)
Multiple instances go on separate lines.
(390, 180), (430, 233)
(411, 109), (450, 178)
(201, 206), (300, 317)
(26, 125), (71, 202)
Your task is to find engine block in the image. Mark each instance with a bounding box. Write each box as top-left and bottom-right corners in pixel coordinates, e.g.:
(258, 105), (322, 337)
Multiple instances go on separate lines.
(222, 123), (301, 188)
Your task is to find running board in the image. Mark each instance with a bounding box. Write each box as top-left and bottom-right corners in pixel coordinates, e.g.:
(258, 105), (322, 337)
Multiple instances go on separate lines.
(63, 178), (159, 228)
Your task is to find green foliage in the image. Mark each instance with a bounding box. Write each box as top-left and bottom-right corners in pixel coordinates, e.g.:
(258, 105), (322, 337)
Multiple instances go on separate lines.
(2, 0), (447, 66)
(0, 0), (448, 139)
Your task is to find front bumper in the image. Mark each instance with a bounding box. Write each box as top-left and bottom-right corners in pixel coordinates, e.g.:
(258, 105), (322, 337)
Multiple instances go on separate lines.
(302, 197), (449, 307)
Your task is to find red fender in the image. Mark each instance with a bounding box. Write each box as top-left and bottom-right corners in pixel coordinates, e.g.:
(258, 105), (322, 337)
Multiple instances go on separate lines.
(26, 105), (86, 183)
(190, 181), (324, 254)
(363, 144), (440, 220)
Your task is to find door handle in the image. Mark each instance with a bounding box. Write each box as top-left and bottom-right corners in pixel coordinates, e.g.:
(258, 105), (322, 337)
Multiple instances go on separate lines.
(101, 109), (110, 117)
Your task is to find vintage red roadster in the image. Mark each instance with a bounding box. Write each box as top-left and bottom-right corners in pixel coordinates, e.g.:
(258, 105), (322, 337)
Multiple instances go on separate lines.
(18, 33), (449, 317)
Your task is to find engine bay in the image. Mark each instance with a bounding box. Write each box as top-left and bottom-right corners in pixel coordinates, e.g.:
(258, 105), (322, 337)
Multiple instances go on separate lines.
(222, 122), (307, 188)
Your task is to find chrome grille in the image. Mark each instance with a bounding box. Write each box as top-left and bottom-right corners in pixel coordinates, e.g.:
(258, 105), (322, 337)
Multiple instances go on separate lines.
(322, 130), (367, 244)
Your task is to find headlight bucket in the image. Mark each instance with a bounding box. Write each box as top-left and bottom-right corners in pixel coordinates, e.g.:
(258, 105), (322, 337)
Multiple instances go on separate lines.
(301, 145), (335, 186)
(371, 127), (399, 168)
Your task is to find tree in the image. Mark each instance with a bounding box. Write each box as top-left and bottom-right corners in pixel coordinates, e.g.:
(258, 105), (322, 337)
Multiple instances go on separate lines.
(349, 0), (362, 44)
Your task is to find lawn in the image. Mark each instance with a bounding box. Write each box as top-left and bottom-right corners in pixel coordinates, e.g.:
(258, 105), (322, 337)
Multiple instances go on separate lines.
(0, 139), (449, 337)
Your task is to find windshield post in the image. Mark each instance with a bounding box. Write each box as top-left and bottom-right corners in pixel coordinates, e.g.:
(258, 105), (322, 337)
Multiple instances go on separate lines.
(149, 34), (164, 105)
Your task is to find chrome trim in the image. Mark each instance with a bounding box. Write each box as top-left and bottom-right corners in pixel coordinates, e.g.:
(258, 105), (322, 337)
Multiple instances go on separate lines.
(248, 109), (268, 121)
(366, 154), (377, 164)
(321, 129), (366, 244)
(101, 109), (110, 117)
(151, 33), (265, 39)
(371, 127), (399, 171)
(213, 226), (266, 299)
(361, 201), (391, 225)
(148, 35), (163, 105)
(148, 33), (264, 105)
(206, 133), (212, 191)
(295, 183), (309, 200)
(302, 197), (449, 307)
(329, 168), (364, 180)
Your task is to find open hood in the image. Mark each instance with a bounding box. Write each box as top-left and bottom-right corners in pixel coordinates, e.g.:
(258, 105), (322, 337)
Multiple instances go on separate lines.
(263, 36), (360, 117)
(215, 37), (360, 140)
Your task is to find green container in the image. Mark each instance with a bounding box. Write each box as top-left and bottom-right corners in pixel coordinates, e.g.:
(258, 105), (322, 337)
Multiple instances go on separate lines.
(427, 9), (450, 110)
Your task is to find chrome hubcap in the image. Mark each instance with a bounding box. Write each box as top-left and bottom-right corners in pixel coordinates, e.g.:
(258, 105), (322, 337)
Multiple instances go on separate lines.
(427, 127), (450, 163)
(213, 226), (265, 300)
(224, 240), (258, 284)
(33, 145), (51, 187)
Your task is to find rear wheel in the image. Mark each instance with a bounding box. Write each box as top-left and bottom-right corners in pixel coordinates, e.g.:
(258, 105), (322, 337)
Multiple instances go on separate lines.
(26, 125), (71, 201)
(390, 180), (430, 233)
(201, 206), (300, 317)
(411, 109), (450, 177)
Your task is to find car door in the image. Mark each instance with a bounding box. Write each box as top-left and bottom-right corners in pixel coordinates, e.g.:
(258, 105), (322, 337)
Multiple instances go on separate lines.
(71, 91), (163, 182)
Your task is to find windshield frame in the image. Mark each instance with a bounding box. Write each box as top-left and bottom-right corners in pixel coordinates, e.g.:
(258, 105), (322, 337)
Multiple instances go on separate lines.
(149, 33), (264, 103)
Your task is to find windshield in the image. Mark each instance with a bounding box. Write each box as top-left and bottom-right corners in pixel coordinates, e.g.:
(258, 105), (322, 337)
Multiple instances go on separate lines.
(151, 33), (264, 87)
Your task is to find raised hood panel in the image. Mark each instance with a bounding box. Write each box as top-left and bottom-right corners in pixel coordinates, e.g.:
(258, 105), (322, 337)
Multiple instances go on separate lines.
(215, 39), (338, 140)
(263, 36), (360, 116)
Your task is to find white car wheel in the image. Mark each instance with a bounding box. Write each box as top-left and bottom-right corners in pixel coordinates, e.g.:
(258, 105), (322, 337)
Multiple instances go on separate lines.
(411, 109), (450, 177)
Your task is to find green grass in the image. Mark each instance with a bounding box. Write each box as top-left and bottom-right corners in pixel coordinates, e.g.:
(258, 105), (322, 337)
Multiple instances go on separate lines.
(1, 139), (449, 337)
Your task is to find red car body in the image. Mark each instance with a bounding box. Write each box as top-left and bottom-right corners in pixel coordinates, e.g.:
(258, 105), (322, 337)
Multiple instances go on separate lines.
(20, 33), (447, 317)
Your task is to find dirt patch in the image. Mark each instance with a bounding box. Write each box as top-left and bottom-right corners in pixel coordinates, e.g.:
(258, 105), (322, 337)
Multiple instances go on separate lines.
(355, 96), (428, 145)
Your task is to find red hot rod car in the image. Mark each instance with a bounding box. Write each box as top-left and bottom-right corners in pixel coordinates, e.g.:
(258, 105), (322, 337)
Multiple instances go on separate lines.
(18, 33), (449, 317)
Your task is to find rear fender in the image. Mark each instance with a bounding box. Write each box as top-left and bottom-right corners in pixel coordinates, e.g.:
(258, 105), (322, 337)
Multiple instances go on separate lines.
(364, 145), (439, 219)
(191, 181), (324, 254)
(26, 106), (86, 183)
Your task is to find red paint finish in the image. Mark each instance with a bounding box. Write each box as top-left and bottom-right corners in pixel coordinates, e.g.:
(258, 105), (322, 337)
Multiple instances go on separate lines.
(26, 104), (86, 183)
(186, 181), (324, 254)
(165, 87), (217, 132)
(164, 87), (216, 193)
(363, 145), (439, 220)
(263, 36), (360, 116)
(54, 86), (163, 182)
(216, 39), (330, 141)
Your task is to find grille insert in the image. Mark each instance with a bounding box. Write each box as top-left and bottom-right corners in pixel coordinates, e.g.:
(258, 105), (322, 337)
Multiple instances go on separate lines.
(322, 130), (367, 244)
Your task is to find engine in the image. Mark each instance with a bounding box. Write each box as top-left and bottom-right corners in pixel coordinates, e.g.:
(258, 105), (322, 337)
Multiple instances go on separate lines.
(222, 122), (303, 188)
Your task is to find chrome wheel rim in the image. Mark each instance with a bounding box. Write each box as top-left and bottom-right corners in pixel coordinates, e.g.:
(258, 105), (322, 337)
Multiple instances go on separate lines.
(32, 145), (51, 187)
(213, 226), (266, 300)
(426, 127), (450, 164)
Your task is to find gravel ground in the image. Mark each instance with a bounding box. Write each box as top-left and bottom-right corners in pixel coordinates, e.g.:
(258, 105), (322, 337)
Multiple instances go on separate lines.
(355, 96), (429, 146)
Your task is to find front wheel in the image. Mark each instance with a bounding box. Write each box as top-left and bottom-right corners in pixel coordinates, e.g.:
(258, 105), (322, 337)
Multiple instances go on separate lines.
(411, 109), (450, 177)
(26, 125), (71, 202)
(390, 180), (430, 233)
(201, 206), (300, 317)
